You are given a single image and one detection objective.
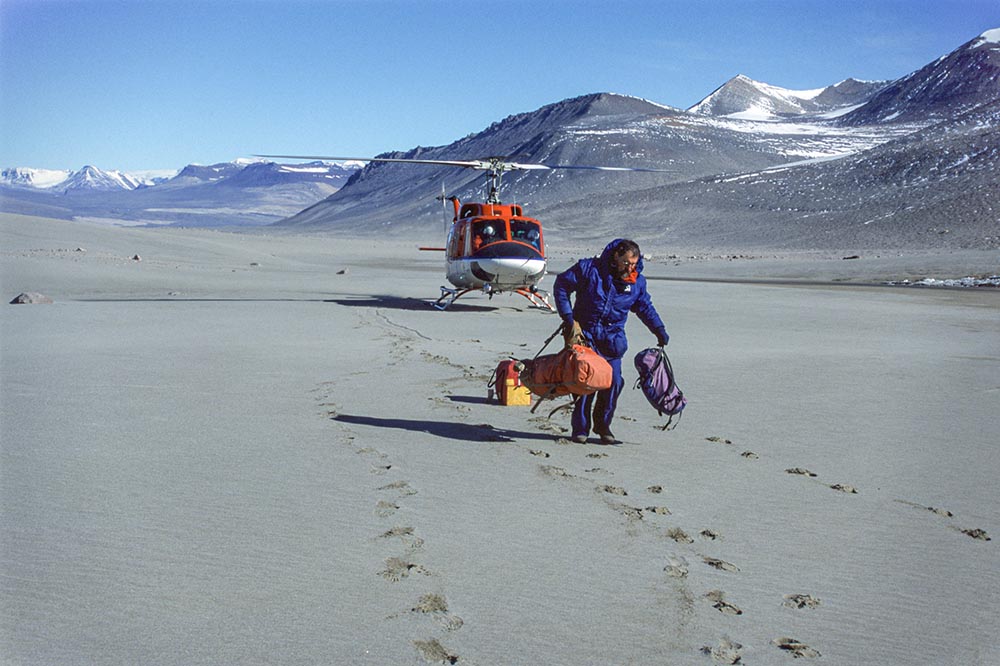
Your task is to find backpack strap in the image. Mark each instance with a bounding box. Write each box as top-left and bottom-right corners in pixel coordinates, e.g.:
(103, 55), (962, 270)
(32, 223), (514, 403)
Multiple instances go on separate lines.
(660, 411), (682, 431)
(529, 385), (560, 413)
(533, 324), (566, 360)
(546, 396), (578, 420)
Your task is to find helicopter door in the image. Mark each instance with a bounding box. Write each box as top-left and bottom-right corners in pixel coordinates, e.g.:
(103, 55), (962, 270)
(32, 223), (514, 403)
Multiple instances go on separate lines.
(448, 222), (469, 259)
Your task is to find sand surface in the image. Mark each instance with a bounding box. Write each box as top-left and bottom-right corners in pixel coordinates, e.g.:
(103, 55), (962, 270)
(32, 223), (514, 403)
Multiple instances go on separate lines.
(2, 214), (999, 665)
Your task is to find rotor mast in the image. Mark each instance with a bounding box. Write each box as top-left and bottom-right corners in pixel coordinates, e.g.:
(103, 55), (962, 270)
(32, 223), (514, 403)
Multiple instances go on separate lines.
(483, 158), (507, 204)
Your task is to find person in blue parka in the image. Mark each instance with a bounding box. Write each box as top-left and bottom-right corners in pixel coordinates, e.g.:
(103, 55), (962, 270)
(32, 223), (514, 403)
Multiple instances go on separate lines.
(553, 239), (669, 444)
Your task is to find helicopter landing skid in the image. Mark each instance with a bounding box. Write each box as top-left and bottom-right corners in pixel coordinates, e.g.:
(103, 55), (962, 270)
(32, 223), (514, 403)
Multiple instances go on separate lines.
(433, 285), (555, 312)
(516, 287), (555, 312)
(433, 286), (475, 310)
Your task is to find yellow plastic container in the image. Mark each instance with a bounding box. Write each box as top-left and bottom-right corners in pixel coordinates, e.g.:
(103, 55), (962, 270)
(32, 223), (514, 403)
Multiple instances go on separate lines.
(502, 379), (532, 406)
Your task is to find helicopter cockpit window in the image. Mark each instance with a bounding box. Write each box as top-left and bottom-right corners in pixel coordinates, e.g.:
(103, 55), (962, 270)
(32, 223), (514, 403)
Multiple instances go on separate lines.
(471, 219), (506, 250)
(510, 219), (542, 250)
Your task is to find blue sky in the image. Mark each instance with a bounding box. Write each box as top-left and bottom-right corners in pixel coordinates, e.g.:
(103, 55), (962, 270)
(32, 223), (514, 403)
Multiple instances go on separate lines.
(2, 0), (997, 172)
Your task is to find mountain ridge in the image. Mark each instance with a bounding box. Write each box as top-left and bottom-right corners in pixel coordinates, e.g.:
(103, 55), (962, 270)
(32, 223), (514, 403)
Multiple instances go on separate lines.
(2, 27), (998, 251)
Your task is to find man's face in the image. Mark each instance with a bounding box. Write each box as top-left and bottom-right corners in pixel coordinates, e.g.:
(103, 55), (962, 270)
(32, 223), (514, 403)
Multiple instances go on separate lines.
(612, 252), (639, 280)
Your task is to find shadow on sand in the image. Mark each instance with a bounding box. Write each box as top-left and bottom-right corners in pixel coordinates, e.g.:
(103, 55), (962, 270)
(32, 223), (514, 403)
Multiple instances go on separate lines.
(333, 413), (553, 442)
(325, 294), (499, 312)
(444, 395), (494, 406)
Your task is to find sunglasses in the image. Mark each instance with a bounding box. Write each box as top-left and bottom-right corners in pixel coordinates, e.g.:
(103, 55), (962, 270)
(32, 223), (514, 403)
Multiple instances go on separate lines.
(614, 257), (639, 268)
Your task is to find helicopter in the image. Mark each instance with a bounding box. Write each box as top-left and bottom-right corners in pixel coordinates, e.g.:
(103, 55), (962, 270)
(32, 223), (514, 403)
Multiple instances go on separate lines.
(256, 154), (671, 310)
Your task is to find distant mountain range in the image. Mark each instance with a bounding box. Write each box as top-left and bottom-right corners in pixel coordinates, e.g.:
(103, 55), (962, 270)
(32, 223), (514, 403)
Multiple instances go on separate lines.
(0, 160), (361, 227)
(2, 27), (998, 252)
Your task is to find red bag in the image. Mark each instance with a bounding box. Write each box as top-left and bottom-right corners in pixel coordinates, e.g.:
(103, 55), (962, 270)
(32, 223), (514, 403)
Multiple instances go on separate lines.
(518, 344), (613, 398)
(488, 360), (532, 406)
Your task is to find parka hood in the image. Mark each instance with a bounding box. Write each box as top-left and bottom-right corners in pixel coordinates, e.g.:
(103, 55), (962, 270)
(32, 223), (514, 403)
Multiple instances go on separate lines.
(599, 238), (644, 279)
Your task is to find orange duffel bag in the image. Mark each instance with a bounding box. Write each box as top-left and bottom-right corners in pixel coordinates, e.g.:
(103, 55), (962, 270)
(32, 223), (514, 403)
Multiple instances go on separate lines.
(516, 343), (613, 400)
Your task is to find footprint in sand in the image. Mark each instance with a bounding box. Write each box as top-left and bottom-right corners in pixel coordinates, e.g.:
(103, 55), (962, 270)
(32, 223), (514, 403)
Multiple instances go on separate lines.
(701, 638), (743, 664)
(378, 480), (418, 497)
(700, 529), (722, 540)
(473, 423), (514, 442)
(830, 483), (859, 494)
(378, 557), (430, 582)
(529, 449), (550, 458)
(539, 464), (573, 479)
(706, 436), (734, 444)
(705, 590), (743, 615)
(529, 416), (566, 437)
(786, 467), (818, 477)
(645, 505), (671, 515)
(664, 554), (689, 578)
(600, 484), (628, 496)
(703, 556), (740, 573)
(411, 593), (464, 631)
(896, 499), (955, 517)
(587, 452), (609, 459)
(413, 638), (458, 664)
(375, 500), (399, 517)
(615, 504), (645, 522)
(741, 450), (759, 460)
(957, 527), (991, 541)
(895, 500), (991, 540)
(783, 593), (821, 609)
(772, 637), (821, 658)
(356, 446), (393, 475)
(378, 526), (425, 550)
(667, 527), (694, 544)
(647, 485), (663, 494)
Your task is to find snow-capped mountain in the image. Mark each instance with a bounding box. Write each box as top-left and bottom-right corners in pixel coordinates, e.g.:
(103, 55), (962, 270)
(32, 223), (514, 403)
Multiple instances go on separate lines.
(840, 27), (1000, 125)
(688, 75), (889, 119)
(58, 165), (146, 192)
(1, 165), (170, 191)
(1, 167), (72, 189)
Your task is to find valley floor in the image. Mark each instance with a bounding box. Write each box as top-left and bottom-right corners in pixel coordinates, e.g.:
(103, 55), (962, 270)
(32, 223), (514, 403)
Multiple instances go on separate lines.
(2, 214), (998, 664)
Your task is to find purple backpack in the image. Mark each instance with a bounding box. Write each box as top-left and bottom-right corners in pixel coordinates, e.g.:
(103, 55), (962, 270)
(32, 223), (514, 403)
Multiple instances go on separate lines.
(633, 347), (687, 430)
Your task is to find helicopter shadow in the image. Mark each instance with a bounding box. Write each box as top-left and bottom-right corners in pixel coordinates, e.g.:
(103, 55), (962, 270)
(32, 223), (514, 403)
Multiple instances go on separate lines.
(324, 294), (500, 312)
(333, 413), (553, 442)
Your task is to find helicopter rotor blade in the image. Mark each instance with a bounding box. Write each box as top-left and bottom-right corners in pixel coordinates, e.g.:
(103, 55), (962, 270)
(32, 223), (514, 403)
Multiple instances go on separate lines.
(506, 162), (673, 173)
(254, 154), (674, 173)
(255, 155), (494, 170)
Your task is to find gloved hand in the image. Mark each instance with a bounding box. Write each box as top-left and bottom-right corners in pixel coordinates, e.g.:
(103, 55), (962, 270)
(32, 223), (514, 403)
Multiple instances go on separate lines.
(563, 320), (584, 348)
(655, 328), (669, 347)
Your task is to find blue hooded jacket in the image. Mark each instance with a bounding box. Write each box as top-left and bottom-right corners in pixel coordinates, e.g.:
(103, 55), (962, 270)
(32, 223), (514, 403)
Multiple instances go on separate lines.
(553, 239), (667, 360)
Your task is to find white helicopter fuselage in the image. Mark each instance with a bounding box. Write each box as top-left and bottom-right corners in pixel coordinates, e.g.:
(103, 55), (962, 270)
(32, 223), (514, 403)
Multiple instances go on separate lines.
(442, 201), (548, 294)
(446, 252), (547, 291)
